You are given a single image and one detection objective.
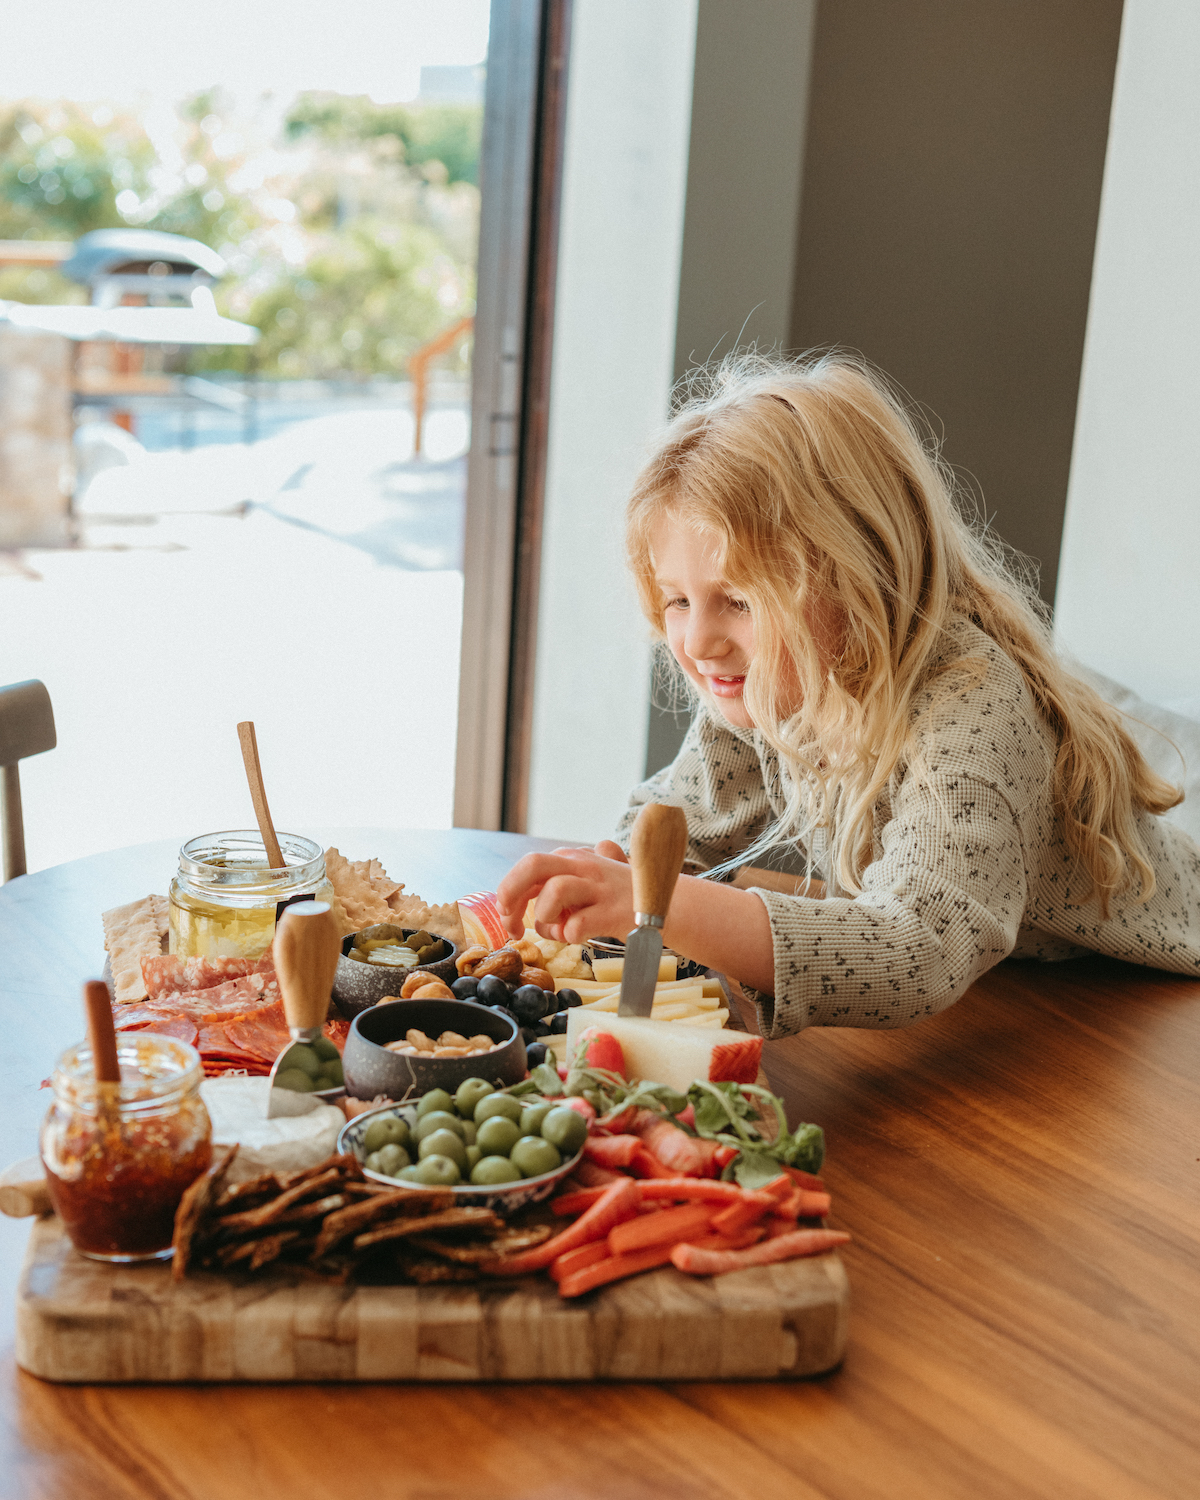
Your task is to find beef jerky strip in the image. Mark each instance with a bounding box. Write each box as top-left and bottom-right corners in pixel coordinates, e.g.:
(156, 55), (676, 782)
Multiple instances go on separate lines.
(353, 1206), (502, 1252)
(213, 1166), (344, 1233)
(408, 1224), (553, 1265)
(221, 1193), (349, 1238)
(214, 1172), (282, 1213)
(214, 1229), (303, 1269)
(312, 1187), (453, 1258)
(278, 1154), (362, 1190)
(171, 1145), (239, 1281)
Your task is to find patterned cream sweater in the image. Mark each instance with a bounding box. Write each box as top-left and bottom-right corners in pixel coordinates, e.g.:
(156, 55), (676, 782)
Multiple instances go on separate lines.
(617, 619), (1200, 1038)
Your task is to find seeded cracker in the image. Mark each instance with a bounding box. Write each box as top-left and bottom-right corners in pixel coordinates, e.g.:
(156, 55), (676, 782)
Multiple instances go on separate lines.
(322, 848), (465, 945)
(101, 894), (169, 1004)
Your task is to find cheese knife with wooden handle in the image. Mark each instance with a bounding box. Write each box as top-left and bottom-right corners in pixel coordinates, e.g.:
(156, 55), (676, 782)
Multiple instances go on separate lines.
(266, 900), (343, 1118)
(617, 803), (689, 1018)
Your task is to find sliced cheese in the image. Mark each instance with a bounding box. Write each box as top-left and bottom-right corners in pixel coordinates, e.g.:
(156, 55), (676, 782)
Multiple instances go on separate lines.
(566, 1010), (760, 1092)
(591, 954), (678, 984)
(200, 1077), (344, 1183)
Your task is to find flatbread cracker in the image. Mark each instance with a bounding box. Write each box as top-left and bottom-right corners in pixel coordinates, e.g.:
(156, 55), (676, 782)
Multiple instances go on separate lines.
(101, 894), (169, 1004)
(323, 849), (465, 945)
(386, 892), (465, 947)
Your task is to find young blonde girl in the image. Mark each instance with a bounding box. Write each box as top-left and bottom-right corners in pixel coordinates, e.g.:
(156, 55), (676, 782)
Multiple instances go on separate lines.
(497, 353), (1200, 1035)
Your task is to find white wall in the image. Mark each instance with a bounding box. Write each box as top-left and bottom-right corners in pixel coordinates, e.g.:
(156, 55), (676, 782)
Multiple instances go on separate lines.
(525, 0), (698, 842)
(1056, 0), (1200, 708)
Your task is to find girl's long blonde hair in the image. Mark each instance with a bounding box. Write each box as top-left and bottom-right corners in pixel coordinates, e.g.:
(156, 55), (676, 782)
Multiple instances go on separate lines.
(627, 351), (1181, 914)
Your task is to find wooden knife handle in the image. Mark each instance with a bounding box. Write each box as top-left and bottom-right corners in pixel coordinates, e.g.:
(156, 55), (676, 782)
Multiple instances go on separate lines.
(274, 901), (340, 1033)
(629, 803), (689, 922)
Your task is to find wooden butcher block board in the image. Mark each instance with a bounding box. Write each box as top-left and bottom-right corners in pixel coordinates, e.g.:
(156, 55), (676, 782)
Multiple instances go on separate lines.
(16, 1215), (848, 1383)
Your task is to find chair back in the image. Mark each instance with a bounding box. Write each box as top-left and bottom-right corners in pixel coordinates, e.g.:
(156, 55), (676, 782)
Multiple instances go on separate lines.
(0, 680), (56, 881)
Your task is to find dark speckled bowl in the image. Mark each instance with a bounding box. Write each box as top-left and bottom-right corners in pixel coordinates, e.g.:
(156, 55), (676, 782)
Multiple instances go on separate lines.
(332, 927), (460, 1020)
(342, 997), (525, 1101)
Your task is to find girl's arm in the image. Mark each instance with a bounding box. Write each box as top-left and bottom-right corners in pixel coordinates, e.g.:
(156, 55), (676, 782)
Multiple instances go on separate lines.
(496, 841), (779, 995)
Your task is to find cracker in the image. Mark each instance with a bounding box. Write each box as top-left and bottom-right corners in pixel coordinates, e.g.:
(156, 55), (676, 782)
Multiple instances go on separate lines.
(324, 848), (404, 935)
(101, 894), (169, 1004)
(386, 892), (465, 946)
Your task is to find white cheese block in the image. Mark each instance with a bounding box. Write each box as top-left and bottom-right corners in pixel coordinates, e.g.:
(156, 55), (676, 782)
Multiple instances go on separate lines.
(200, 1077), (345, 1183)
(590, 954), (678, 984)
(565, 1010), (762, 1093)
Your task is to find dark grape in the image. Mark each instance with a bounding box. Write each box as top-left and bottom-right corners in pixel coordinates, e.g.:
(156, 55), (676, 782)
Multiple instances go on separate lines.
(549, 1011), (569, 1034)
(476, 974), (511, 1005)
(451, 976), (480, 1001)
(525, 1042), (548, 1068)
(554, 987), (582, 1011)
(511, 984), (552, 1025)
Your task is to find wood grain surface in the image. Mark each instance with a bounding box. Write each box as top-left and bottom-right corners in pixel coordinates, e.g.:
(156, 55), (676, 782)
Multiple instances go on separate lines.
(1, 831), (1198, 1499)
(15, 1216), (847, 1384)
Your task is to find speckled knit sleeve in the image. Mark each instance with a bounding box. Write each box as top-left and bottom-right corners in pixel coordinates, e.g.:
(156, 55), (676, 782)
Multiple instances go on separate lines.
(748, 767), (1027, 1038)
(615, 707), (776, 874)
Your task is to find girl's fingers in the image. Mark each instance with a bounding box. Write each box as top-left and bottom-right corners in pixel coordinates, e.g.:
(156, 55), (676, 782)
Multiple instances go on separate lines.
(593, 839), (627, 863)
(532, 875), (605, 935)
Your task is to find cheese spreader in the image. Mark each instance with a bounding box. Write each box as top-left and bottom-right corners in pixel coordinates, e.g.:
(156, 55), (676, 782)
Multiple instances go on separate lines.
(617, 802), (690, 1018)
(267, 900), (344, 1117)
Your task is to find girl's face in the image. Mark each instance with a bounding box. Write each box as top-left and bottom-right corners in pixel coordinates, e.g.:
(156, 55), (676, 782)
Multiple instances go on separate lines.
(652, 518), (757, 728)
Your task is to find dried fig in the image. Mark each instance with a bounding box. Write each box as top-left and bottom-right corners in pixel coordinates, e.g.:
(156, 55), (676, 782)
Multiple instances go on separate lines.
(473, 948), (523, 983)
(412, 980), (454, 1000)
(511, 937), (543, 965)
(400, 969), (447, 999)
(519, 965), (555, 992)
(455, 944), (489, 976)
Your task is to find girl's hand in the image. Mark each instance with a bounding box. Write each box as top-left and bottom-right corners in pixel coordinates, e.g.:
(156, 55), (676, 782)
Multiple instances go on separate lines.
(496, 841), (633, 943)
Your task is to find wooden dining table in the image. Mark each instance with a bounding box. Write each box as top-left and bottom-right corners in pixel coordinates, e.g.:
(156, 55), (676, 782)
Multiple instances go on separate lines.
(0, 826), (1196, 1500)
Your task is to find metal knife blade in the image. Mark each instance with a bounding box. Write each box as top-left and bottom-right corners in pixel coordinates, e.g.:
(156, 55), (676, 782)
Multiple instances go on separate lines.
(618, 923), (663, 1017)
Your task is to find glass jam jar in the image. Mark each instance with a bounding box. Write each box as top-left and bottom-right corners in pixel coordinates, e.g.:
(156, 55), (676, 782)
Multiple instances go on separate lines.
(40, 1034), (213, 1263)
(169, 830), (334, 959)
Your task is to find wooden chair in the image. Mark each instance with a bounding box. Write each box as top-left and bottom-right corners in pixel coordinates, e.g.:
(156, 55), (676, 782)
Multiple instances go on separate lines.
(0, 681), (56, 882)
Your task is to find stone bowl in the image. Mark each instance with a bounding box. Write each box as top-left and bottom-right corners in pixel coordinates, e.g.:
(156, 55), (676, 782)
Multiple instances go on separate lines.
(332, 927), (459, 1020)
(341, 997), (525, 1101)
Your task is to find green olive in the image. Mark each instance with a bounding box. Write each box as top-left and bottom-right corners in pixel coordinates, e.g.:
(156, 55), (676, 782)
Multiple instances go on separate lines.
(465, 1145), (482, 1171)
(520, 1102), (554, 1137)
(416, 1088), (456, 1119)
(375, 1142), (411, 1177)
(414, 1154), (461, 1186)
(470, 1155), (522, 1186)
(363, 1114), (410, 1154)
(274, 1068), (315, 1093)
(474, 1093), (522, 1125)
(407, 930), (434, 951)
(364, 1150), (383, 1173)
(476, 1115), (521, 1157)
(539, 1106), (588, 1155)
(285, 1044), (322, 1079)
(311, 1035), (340, 1061)
(317, 1058), (344, 1088)
(397, 1165), (425, 1183)
(414, 1110), (466, 1143)
(510, 1136), (561, 1179)
(455, 1078), (494, 1117)
(417, 1129), (468, 1170)
(459, 1119), (477, 1146)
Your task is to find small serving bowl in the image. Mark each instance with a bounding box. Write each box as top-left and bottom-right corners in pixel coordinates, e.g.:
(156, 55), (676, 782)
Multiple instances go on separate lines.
(342, 997), (526, 1101)
(332, 926), (460, 1020)
(337, 1099), (584, 1215)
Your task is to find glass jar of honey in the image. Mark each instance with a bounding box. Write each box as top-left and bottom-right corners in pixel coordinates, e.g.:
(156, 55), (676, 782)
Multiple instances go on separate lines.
(169, 830), (334, 959)
(40, 1033), (213, 1263)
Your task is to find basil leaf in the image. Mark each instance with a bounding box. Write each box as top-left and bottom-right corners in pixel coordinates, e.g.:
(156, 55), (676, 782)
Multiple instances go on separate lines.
(731, 1149), (786, 1191)
(530, 1063), (564, 1096)
(779, 1122), (825, 1175)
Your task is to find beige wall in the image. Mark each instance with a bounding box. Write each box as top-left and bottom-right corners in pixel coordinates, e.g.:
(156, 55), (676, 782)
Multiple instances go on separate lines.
(789, 0), (1123, 602)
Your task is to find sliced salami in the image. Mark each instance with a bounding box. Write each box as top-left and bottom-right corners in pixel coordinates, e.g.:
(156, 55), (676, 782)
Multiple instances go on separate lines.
(140, 952), (275, 1000)
(141, 973), (280, 1022)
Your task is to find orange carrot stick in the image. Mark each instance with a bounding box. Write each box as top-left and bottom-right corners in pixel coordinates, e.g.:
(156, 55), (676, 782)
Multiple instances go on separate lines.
(481, 1177), (640, 1276)
(550, 1188), (608, 1216)
(635, 1179), (769, 1205)
(607, 1202), (717, 1257)
(782, 1165), (826, 1192)
(710, 1197), (771, 1238)
(671, 1228), (850, 1276)
(549, 1241), (610, 1282)
(558, 1242), (677, 1298)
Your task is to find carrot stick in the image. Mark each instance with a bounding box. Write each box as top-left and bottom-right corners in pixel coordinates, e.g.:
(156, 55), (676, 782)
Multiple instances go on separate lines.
(761, 1174), (792, 1202)
(685, 1227), (765, 1252)
(782, 1166), (826, 1191)
(671, 1228), (850, 1276)
(480, 1177), (640, 1276)
(710, 1196), (771, 1238)
(550, 1188), (608, 1216)
(571, 1160), (625, 1188)
(607, 1202), (717, 1257)
(558, 1242), (677, 1299)
(549, 1241), (609, 1283)
(628, 1147), (679, 1179)
(635, 1179), (769, 1205)
(582, 1135), (643, 1168)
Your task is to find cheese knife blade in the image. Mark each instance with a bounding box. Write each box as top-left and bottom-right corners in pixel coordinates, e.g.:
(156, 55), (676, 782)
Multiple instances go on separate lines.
(616, 803), (689, 1019)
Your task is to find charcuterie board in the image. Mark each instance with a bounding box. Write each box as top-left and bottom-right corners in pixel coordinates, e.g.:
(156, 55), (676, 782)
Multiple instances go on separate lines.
(16, 1214), (848, 1382)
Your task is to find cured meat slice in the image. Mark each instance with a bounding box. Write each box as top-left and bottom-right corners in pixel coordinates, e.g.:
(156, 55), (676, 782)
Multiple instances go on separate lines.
(222, 1005), (291, 1064)
(145, 1015), (200, 1047)
(141, 952), (275, 1001)
(142, 973), (280, 1022)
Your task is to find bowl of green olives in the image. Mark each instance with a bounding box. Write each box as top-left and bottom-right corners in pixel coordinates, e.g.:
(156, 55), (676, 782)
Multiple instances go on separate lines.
(336, 1079), (589, 1214)
(342, 997), (527, 1100)
(332, 925), (460, 1019)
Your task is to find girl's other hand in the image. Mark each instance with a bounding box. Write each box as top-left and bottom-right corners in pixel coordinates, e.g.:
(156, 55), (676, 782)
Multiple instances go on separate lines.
(496, 843), (635, 943)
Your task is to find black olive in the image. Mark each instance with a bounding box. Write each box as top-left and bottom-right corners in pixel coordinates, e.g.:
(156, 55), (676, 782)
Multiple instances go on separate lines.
(511, 984), (552, 1025)
(526, 1041), (548, 1068)
(451, 976), (480, 1001)
(549, 1011), (569, 1034)
(554, 987), (582, 1011)
(476, 974), (511, 1005)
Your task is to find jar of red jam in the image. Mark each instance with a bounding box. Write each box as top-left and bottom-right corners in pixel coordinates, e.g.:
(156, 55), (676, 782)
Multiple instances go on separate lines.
(40, 1033), (213, 1263)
